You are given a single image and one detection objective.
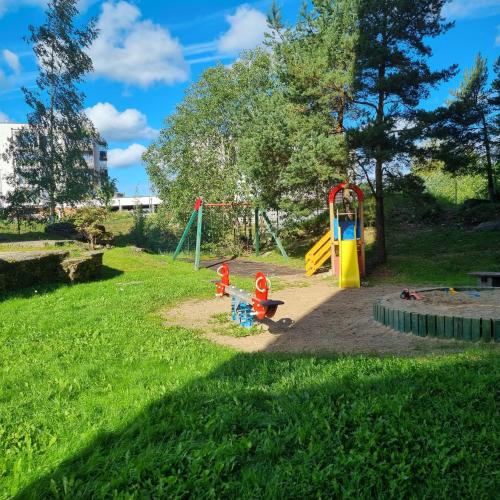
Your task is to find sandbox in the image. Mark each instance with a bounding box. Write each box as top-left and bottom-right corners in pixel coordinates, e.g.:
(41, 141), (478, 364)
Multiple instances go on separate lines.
(374, 288), (500, 342)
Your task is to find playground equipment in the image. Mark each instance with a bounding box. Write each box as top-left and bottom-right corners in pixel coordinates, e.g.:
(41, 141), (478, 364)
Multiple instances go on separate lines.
(213, 263), (284, 328)
(305, 183), (366, 288)
(173, 198), (288, 270)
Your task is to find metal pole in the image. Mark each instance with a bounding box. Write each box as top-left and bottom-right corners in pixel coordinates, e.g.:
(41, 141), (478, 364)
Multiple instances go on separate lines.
(329, 201), (335, 276)
(173, 209), (198, 260)
(261, 211), (288, 259)
(194, 203), (203, 270)
(254, 207), (260, 256)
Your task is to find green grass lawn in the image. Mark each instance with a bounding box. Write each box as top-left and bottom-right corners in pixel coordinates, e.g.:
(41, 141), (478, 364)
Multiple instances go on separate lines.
(0, 248), (498, 498)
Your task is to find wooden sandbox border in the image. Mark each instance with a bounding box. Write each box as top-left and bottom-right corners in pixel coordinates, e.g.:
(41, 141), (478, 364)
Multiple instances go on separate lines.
(373, 288), (500, 343)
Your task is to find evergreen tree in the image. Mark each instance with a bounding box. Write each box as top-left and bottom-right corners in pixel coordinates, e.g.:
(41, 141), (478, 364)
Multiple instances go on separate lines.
(349, 0), (457, 263)
(4, 0), (100, 221)
(420, 54), (498, 201)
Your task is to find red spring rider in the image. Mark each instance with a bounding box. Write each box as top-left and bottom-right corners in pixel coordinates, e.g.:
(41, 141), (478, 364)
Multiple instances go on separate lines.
(215, 263), (230, 297)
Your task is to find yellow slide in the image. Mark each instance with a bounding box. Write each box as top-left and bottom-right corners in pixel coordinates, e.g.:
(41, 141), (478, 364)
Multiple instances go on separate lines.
(339, 240), (360, 288)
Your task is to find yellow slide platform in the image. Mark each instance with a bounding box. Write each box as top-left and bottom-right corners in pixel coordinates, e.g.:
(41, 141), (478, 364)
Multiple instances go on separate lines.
(339, 240), (360, 288)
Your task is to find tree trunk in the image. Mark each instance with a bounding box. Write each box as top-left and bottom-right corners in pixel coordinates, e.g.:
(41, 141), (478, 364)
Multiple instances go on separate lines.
(374, 89), (387, 262)
(49, 196), (56, 224)
(375, 156), (387, 264)
(481, 113), (496, 202)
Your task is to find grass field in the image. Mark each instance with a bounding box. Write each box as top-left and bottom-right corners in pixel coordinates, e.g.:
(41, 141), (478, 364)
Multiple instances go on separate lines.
(0, 246), (499, 498)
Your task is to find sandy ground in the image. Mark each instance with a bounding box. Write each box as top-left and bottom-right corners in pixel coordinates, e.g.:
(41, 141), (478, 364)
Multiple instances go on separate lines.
(162, 272), (471, 356)
(382, 289), (500, 319)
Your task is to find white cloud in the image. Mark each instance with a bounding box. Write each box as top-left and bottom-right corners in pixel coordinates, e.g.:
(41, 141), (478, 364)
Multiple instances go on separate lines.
(108, 143), (146, 168)
(444, 0), (500, 19)
(217, 5), (270, 55)
(0, 110), (11, 122)
(88, 1), (188, 87)
(496, 25), (500, 45)
(3, 49), (20, 74)
(85, 102), (158, 142)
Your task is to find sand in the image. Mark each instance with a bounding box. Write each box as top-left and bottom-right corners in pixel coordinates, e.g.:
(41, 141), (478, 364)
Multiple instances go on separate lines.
(381, 289), (500, 320)
(162, 272), (475, 356)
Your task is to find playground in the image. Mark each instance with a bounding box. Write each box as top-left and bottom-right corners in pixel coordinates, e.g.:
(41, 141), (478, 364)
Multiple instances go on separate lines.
(163, 277), (464, 355)
(168, 182), (500, 350)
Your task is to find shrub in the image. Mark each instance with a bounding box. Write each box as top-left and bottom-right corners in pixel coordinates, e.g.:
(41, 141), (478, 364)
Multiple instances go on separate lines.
(459, 200), (500, 225)
(45, 221), (79, 238)
(73, 207), (113, 249)
(386, 173), (426, 197)
(132, 203), (147, 247)
(385, 193), (442, 226)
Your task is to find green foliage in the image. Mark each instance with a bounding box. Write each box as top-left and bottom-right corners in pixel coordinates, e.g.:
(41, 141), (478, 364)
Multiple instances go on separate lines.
(458, 200), (500, 226)
(73, 206), (110, 249)
(348, 0), (456, 262)
(384, 193), (442, 227)
(3, 0), (100, 220)
(419, 54), (498, 200)
(97, 173), (117, 210)
(0, 188), (38, 235)
(145, 52), (273, 242)
(386, 173), (426, 198)
(0, 249), (498, 497)
(131, 201), (146, 247)
(421, 169), (487, 205)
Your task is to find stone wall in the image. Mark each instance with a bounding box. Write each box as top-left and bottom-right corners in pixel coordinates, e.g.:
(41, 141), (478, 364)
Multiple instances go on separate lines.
(0, 250), (104, 292)
(61, 251), (103, 283)
(0, 251), (69, 290)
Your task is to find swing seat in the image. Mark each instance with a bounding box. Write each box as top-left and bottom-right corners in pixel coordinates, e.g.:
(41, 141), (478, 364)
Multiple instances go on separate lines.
(259, 299), (284, 319)
(259, 299), (285, 307)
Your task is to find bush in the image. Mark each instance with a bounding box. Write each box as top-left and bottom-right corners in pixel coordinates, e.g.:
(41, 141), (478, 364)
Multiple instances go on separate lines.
(132, 204), (147, 247)
(45, 221), (79, 239)
(459, 200), (500, 225)
(73, 207), (113, 249)
(385, 193), (442, 226)
(419, 170), (487, 205)
(386, 173), (426, 197)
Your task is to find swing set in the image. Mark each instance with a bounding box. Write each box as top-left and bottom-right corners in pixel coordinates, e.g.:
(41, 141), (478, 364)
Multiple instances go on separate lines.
(172, 197), (288, 270)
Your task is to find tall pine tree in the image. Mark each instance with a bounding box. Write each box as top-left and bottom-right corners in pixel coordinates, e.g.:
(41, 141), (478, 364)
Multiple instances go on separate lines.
(420, 54), (498, 201)
(4, 0), (100, 221)
(349, 0), (457, 263)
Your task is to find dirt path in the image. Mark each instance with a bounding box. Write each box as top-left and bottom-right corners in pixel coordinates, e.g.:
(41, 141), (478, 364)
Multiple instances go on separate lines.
(163, 275), (470, 356)
(180, 257), (302, 277)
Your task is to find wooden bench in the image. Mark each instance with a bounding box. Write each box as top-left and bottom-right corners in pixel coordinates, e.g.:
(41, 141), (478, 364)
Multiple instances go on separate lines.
(468, 272), (500, 288)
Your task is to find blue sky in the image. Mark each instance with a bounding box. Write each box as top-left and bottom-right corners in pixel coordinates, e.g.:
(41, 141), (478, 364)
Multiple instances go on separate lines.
(0, 0), (499, 195)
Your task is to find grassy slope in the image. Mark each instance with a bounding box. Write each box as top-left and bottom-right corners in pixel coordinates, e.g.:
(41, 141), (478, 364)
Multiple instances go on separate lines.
(379, 227), (500, 285)
(0, 248), (498, 498)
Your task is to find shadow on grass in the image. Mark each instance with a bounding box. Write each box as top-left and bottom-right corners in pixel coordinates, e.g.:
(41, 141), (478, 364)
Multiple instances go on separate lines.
(0, 231), (63, 243)
(16, 351), (498, 498)
(0, 265), (123, 302)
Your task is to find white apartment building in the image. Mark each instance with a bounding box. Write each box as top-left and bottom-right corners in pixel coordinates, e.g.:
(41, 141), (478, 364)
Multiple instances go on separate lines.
(0, 122), (107, 205)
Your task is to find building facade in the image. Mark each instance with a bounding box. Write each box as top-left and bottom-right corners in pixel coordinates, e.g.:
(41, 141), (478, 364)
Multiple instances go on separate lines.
(0, 122), (107, 206)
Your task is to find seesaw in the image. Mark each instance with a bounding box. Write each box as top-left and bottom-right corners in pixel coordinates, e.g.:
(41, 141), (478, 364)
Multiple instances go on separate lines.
(212, 263), (284, 329)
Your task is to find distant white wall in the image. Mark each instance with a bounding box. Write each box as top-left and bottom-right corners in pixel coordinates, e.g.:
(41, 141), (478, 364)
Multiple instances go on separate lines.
(0, 123), (26, 201)
(112, 196), (161, 211)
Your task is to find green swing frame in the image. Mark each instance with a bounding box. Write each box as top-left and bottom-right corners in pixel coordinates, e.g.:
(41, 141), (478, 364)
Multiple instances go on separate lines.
(173, 198), (288, 270)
